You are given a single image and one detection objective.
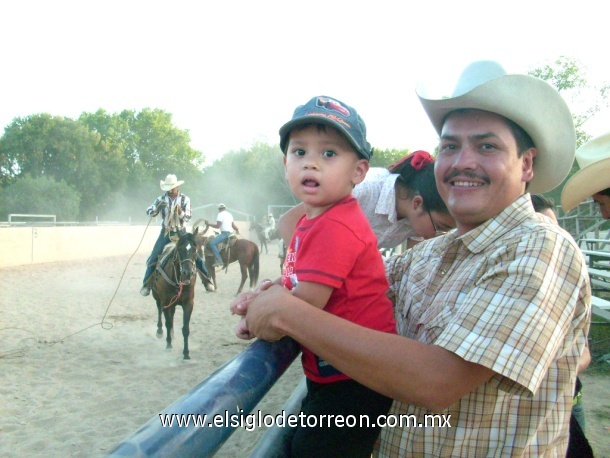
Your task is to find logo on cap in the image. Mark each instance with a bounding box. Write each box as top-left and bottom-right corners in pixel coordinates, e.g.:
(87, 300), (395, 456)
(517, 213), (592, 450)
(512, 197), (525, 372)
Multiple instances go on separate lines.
(316, 97), (350, 117)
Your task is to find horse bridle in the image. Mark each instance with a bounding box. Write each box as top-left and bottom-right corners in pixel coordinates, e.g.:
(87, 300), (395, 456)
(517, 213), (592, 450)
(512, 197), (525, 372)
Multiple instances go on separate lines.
(173, 243), (196, 285)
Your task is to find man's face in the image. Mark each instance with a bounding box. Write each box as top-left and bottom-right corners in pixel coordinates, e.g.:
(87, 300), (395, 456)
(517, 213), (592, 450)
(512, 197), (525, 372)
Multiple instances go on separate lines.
(434, 109), (536, 235)
(593, 192), (610, 219)
(168, 187), (179, 198)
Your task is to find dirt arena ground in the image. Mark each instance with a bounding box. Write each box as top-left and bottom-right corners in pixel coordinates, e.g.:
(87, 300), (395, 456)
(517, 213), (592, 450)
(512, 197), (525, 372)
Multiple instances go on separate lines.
(1, 243), (609, 457)
(0, 243), (303, 457)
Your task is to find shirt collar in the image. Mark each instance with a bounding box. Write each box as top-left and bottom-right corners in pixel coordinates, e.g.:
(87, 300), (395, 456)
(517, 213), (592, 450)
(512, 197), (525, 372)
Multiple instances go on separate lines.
(455, 194), (535, 254)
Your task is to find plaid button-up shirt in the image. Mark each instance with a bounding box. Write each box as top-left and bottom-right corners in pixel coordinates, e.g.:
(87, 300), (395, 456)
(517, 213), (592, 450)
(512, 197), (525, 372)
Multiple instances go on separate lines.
(146, 192), (191, 231)
(376, 194), (591, 457)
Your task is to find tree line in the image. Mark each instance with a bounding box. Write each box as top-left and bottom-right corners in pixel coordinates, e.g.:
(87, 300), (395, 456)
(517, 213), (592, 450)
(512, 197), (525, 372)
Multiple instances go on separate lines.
(0, 57), (607, 223)
(0, 110), (407, 223)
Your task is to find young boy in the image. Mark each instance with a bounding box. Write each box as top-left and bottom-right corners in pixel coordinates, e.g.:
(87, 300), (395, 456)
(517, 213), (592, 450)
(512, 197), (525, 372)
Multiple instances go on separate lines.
(277, 96), (396, 456)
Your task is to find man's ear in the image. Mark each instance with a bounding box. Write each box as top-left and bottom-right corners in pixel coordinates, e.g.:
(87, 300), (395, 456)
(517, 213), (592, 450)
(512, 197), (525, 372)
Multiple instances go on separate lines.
(352, 159), (369, 185)
(283, 156), (288, 179)
(522, 147), (536, 183)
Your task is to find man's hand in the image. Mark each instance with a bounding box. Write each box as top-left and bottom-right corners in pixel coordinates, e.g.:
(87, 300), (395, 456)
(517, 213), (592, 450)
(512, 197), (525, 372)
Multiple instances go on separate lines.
(242, 284), (290, 342)
(151, 200), (167, 217)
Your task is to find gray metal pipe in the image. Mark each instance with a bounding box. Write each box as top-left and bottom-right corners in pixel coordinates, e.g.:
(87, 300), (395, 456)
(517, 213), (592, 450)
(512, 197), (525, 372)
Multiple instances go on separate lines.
(107, 337), (300, 457)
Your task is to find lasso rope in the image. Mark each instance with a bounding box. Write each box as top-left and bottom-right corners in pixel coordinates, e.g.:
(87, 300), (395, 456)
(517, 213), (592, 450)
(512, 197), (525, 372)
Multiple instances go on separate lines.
(164, 282), (185, 309)
(0, 216), (155, 359)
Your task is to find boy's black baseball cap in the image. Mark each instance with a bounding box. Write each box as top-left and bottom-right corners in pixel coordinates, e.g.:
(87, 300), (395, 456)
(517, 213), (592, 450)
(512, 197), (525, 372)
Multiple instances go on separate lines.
(279, 95), (372, 160)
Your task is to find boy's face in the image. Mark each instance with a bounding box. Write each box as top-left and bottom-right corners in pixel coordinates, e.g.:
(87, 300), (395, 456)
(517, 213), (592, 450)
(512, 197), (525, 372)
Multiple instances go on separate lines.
(435, 109), (535, 235)
(284, 124), (368, 218)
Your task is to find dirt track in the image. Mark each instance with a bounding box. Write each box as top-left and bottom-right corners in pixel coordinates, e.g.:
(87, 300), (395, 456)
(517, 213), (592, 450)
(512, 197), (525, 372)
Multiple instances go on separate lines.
(1, 241), (609, 456)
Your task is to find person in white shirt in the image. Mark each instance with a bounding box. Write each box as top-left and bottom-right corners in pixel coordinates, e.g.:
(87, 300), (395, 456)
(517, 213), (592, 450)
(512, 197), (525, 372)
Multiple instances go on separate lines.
(205, 203), (240, 268)
(263, 213), (276, 241)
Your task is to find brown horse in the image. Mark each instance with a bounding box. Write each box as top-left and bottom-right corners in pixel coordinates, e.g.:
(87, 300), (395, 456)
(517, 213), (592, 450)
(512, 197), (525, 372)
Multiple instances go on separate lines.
(151, 228), (202, 360)
(196, 224), (260, 295)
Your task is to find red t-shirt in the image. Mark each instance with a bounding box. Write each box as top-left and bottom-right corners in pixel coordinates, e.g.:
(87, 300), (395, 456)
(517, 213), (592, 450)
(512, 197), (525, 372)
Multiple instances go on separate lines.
(282, 196), (397, 383)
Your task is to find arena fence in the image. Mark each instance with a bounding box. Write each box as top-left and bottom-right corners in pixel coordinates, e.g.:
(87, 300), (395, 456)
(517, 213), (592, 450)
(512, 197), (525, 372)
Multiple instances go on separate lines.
(0, 222), (252, 268)
(107, 338), (301, 457)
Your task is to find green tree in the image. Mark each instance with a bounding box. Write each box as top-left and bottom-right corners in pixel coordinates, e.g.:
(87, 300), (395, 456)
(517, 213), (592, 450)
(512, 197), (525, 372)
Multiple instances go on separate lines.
(0, 174), (80, 221)
(199, 142), (294, 220)
(80, 108), (207, 220)
(529, 56), (610, 148)
(371, 148), (412, 168)
(0, 113), (126, 219)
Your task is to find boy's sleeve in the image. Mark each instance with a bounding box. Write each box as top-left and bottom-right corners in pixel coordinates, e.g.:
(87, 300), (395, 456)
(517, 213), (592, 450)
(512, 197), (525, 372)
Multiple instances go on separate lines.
(293, 219), (364, 289)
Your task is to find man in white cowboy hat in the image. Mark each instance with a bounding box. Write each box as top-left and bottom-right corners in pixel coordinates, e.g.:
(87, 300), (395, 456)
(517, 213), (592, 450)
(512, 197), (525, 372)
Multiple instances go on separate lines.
(263, 213), (275, 242)
(562, 131), (610, 219)
(231, 60), (590, 456)
(140, 174), (210, 296)
(205, 203), (240, 269)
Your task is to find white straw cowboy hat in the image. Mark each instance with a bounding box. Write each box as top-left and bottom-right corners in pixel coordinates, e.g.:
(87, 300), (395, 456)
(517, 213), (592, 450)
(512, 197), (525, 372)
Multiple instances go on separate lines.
(417, 60), (576, 194)
(160, 174), (185, 191)
(218, 203), (226, 209)
(561, 131), (610, 212)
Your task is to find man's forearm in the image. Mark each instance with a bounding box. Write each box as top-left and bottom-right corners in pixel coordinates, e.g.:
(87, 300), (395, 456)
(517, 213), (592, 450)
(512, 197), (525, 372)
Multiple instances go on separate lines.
(249, 286), (494, 411)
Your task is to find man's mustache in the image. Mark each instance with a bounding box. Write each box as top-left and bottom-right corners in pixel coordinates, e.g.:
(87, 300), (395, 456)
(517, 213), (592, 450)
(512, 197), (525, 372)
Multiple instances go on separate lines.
(443, 170), (490, 185)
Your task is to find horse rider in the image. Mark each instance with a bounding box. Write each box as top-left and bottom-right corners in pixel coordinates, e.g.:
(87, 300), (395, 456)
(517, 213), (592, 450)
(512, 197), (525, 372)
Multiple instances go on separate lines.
(140, 174), (209, 296)
(263, 213), (275, 241)
(205, 203), (240, 269)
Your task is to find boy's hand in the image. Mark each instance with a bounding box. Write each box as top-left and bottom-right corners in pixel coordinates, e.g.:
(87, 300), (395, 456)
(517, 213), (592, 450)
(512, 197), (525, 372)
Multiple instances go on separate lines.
(244, 285), (289, 342)
(231, 279), (276, 339)
(230, 279), (275, 316)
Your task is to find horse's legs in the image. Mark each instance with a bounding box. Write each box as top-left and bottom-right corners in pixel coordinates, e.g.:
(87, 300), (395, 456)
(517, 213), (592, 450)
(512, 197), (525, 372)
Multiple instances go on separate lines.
(182, 304), (192, 360)
(156, 303), (163, 338)
(258, 230), (267, 253)
(248, 264), (255, 289)
(205, 257), (217, 292)
(164, 307), (174, 350)
(236, 260), (248, 295)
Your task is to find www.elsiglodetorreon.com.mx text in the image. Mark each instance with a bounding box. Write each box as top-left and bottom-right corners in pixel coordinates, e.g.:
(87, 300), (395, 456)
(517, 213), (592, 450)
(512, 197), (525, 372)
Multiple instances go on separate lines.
(159, 410), (452, 432)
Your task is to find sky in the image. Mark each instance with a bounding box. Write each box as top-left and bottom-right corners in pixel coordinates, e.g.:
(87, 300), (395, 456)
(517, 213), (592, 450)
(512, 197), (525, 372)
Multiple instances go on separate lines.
(1, 0), (609, 165)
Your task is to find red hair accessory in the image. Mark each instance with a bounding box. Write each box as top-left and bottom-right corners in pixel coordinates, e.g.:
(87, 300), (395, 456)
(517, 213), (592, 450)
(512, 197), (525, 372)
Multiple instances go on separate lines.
(389, 150), (433, 172)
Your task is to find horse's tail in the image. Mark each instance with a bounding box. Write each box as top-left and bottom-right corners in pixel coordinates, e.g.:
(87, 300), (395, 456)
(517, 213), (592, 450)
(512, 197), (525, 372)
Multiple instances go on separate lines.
(251, 244), (260, 286)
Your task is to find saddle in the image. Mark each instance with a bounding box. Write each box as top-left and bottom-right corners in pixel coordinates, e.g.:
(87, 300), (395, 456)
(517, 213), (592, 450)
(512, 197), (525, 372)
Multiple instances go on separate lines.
(203, 233), (238, 257)
(143, 242), (176, 289)
(155, 242), (177, 271)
